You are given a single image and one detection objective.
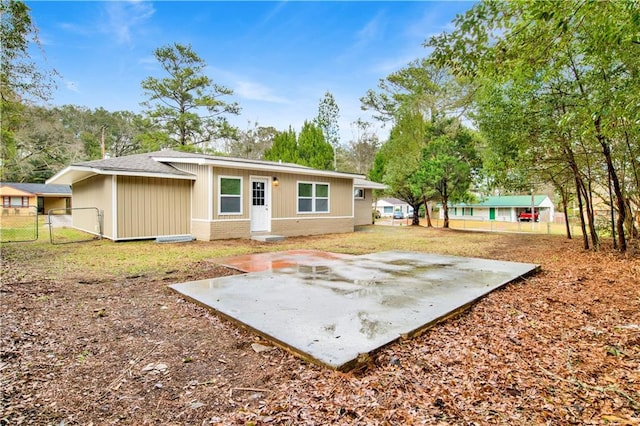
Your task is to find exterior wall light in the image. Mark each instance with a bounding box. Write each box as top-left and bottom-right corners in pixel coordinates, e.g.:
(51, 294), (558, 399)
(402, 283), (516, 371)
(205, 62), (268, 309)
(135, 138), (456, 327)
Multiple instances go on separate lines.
(272, 177), (279, 187)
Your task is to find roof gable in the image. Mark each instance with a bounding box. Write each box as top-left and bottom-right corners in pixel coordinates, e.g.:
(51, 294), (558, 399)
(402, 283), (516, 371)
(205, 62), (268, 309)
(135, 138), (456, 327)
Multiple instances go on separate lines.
(378, 197), (409, 206)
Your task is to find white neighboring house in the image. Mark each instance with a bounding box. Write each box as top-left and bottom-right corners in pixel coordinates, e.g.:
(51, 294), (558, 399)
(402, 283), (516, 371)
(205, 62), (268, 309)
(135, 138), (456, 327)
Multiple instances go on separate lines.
(373, 197), (414, 218)
(441, 195), (555, 222)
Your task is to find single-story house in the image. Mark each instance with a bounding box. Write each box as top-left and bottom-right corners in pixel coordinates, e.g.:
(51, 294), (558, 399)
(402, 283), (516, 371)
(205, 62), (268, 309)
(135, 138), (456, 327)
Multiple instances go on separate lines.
(46, 150), (381, 241)
(354, 178), (387, 225)
(373, 198), (414, 218)
(442, 195), (555, 222)
(0, 182), (72, 215)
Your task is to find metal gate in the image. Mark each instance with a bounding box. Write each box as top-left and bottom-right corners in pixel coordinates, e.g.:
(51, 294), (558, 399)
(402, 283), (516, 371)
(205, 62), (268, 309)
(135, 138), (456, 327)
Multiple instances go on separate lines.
(48, 207), (102, 245)
(0, 206), (38, 243)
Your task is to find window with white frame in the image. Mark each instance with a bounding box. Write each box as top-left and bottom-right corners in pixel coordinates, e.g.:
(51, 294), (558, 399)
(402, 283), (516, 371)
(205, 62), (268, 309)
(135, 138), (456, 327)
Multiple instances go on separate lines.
(219, 176), (242, 214)
(297, 182), (329, 213)
(354, 188), (364, 199)
(383, 206), (393, 214)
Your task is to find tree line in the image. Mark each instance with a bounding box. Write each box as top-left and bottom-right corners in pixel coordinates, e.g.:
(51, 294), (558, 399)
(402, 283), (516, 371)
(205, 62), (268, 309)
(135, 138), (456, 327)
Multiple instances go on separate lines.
(2, 0), (638, 252)
(362, 1), (639, 252)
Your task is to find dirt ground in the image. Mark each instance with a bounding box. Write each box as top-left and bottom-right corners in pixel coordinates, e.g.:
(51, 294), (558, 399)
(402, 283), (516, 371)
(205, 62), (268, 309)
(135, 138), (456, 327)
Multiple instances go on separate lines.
(1, 229), (639, 425)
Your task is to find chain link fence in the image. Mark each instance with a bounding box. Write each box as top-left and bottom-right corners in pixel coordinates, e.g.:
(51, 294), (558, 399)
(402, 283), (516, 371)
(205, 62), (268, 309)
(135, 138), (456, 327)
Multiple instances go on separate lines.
(428, 217), (582, 236)
(48, 207), (102, 244)
(0, 206), (39, 243)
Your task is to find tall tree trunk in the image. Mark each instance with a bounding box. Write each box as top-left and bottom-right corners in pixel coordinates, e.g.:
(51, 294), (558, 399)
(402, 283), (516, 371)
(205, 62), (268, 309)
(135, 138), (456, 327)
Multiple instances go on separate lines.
(574, 172), (590, 250)
(569, 56), (626, 252)
(559, 185), (572, 240)
(583, 178), (599, 251)
(623, 198), (638, 240)
(411, 202), (421, 226)
(442, 181), (449, 229)
(608, 167), (617, 249)
(422, 196), (433, 227)
(595, 123), (627, 252)
(562, 141), (589, 249)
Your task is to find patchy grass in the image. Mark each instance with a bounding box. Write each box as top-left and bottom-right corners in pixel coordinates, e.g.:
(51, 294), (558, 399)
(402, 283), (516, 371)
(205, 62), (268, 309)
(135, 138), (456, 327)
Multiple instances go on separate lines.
(4, 225), (520, 278)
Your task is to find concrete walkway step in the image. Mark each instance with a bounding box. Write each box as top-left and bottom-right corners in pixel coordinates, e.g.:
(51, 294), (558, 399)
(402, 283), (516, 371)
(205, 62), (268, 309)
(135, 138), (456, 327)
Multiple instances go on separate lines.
(156, 235), (194, 243)
(251, 234), (285, 242)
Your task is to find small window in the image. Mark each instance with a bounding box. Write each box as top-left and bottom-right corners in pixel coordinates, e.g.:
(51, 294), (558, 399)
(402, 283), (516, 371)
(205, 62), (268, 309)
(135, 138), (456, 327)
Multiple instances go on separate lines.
(297, 182), (329, 213)
(8, 196), (25, 207)
(219, 176), (242, 215)
(383, 206), (393, 214)
(354, 188), (364, 199)
(2, 196), (9, 207)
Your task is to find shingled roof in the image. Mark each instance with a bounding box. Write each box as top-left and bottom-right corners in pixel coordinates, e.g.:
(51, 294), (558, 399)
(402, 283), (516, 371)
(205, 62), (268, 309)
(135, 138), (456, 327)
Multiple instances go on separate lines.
(0, 182), (71, 195)
(72, 151), (194, 176)
(48, 150), (364, 185)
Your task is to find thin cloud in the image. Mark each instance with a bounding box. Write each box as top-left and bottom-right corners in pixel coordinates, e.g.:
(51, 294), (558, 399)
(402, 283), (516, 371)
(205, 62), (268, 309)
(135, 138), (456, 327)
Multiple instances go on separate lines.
(259, 1), (288, 27)
(354, 12), (385, 49)
(101, 1), (155, 45)
(235, 81), (290, 104)
(65, 80), (80, 93)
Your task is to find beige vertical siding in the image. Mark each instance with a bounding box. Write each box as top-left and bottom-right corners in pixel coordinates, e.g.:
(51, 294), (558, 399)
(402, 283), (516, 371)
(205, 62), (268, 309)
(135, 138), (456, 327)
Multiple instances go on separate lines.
(72, 175), (112, 238)
(270, 173), (353, 218)
(174, 164), (356, 240)
(174, 163), (209, 219)
(354, 189), (374, 226)
(116, 176), (191, 239)
(214, 168), (249, 220)
(212, 168), (275, 220)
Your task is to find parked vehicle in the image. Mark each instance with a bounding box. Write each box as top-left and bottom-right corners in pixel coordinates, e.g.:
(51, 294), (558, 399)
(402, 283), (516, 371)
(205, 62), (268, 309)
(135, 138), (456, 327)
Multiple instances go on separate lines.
(518, 209), (539, 222)
(393, 211), (404, 219)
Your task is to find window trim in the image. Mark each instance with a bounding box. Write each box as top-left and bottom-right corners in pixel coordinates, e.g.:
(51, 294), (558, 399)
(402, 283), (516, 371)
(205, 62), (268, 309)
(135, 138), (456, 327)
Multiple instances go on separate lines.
(3, 196), (29, 208)
(297, 181), (330, 214)
(218, 175), (243, 216)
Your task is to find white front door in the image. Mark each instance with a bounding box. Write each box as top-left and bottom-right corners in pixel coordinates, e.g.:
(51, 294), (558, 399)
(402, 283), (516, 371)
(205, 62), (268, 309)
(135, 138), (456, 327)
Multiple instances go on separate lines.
(250, 177), (270, 232)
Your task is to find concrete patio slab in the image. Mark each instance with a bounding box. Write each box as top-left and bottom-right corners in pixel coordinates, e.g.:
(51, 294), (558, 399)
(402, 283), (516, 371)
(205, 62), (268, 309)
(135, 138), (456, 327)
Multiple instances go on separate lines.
(170, 250), (539, 371)
(215, 249), (355, 273)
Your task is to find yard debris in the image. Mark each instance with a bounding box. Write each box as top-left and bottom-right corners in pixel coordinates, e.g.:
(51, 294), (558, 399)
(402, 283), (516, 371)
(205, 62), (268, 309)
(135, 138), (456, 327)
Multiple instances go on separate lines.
(141, 363), (168, 374)
(189, 401), (205, 409)
(251, 343), (275, 353)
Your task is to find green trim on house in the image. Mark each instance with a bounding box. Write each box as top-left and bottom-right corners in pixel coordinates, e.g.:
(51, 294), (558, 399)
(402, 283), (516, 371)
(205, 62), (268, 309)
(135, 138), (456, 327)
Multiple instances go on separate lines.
(453, 195), (547, 208)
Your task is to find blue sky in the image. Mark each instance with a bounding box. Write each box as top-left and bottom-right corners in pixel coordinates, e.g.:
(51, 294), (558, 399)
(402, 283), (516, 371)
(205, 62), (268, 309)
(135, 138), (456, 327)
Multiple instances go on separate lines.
(28, 1), (473, 145)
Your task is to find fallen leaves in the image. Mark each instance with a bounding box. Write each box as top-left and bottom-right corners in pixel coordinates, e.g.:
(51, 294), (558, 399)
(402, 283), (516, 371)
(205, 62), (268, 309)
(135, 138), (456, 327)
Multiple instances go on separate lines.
(1, 232), (639, 424)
